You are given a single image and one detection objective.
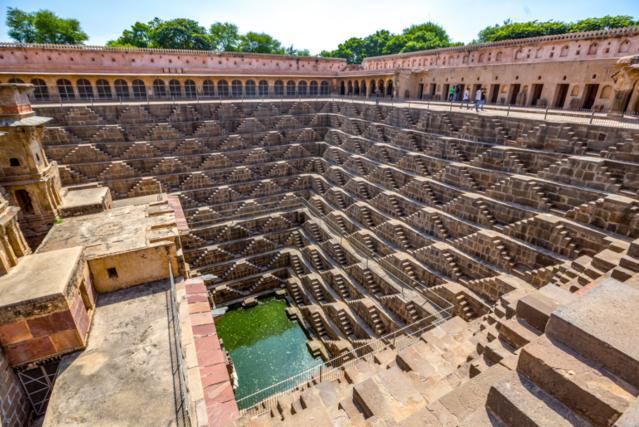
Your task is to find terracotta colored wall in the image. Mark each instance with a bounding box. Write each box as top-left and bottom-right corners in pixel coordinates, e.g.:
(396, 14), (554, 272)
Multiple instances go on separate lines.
(0, 262), (95, 367)
(0, 348), (31, 426)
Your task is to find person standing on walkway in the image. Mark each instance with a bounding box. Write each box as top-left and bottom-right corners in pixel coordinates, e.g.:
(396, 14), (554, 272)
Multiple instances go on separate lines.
(449, 86), (455, 102)
(375, 89), (380, 105)
(462, 88), (470, 109)
(475, 87), (484, 111)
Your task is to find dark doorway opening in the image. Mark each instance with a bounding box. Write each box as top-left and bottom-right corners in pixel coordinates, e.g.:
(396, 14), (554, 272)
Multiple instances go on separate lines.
(554, 84), (569, 108)
(429, 83), (437, 98)
(582, 84), (599, 110)
(490, 84), (500, 104)
(530, 84), (544, 106)
(442, 84), (450, 100)
(509, 84), (521, 105)
(417, 84), (424, 99)
(15, 189), (34, 214)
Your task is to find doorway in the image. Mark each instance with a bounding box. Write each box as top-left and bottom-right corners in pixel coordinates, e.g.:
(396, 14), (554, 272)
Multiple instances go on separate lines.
(417, 84), (424, 99)
(509, 84), (521, 105)
(442, 84), (450, 100)
(554, 84), (569, 108)
(490, 84), (500, 104)
(530, 84), (544, 106)
(582, 84), (599, 110)
(429, 83), (437, 98)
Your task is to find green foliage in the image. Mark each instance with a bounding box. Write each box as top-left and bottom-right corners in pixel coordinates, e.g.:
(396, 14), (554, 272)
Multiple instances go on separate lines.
(6, 7), (88, 44)
(568, 15), (638, 32)
(152, 18), (213, 50)
(108, 17), (312, 55)
(323, 22), (454, 63)
(106, 21), (153, 48)
(209, 22), (240, 51)
(238, 32), (284, 54)
(477, 19), (568, 42)
(477, 16), (638, 43)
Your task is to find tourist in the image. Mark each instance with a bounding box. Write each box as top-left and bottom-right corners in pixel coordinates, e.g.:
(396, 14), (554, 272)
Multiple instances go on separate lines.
(448, 86), (455, 102)
(481, 88), (487, 110)
(375, 89), (380, 105)
(461, 88), (470, 109)
(475, 87), (484, 111)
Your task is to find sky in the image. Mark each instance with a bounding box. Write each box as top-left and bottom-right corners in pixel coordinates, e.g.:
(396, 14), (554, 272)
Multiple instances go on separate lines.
(0, 0), (638, 54)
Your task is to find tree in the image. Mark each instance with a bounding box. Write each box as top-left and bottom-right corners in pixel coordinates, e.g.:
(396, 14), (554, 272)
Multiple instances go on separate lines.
(285, 45), (311, 56)
(210, 22), (240, 51)
(152, 19), (212, 50)
(6, 7), (88, 44)
(107, 21), (154, 48)
(477, 19), (568, 43)
(569, 15), (638, 33)
(238, 32), (284, 54)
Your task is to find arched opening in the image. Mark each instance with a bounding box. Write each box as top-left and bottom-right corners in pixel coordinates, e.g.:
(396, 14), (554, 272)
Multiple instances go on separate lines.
(9, 158), (20, 167)
(31, 79), (49, 100)
(153, 79), (167, 97)
(298, 81), (308, 96)
(309, 81), (318, 96)
(274, 80), (284, 96)
(386, 80), (393, 97)
(218, 80), (229, 97)
(560, 46), (569, 57)
(258, 80), (268, 96)
(588, 43), (598, 55)
(114, 79), (130, 98)
(169, 80), (181, 97)
(320, 81), (330, 95)
(339, 81), (345, 95)
(96, 79), (112, 98)
(286, 80), (295, 96)
(8, 78), (24, 83)
(57, 79), (75, 100)
(600, 85), (612, 99)
(14, 190), (33, 215)
(370, 80), (377, 95)
(184, 80), (196, 98)
(132, 80), (146, 98)
(77, 79), (93, 99)
(353, 81), (360, 96)
(245, 80), (256, 97)
(231, 80), (243, 97)
(202, 80), (215, 97)
(378, 80), (385, 96)
(347, 81), (353, 95)
(361, 81), (367, 97)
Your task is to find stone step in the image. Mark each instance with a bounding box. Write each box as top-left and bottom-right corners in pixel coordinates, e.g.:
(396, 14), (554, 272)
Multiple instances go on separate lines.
(497, 318), (542, 349)
(515, 285), (574, 332)
(428, 364), (511, 426)
(486, 372), (591, 427)
(338, 397), (367, 426)
(546, 279), (639, 389)
(352, 366), (427, 423)
(518, 335), (637, 426)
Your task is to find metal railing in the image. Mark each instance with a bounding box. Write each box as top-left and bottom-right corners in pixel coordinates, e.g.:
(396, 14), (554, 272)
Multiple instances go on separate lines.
(167, 262), (191, 427)
(236, 309), (451, 416)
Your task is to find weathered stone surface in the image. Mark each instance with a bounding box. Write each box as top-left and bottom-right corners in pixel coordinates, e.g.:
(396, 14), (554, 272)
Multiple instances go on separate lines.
(546, 279), (639, 388)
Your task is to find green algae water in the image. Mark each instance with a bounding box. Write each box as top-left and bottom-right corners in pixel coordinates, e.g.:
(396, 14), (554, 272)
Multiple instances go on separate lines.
(216, 298), (321, 408)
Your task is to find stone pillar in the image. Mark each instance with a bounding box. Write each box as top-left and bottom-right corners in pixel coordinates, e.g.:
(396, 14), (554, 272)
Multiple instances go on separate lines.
(0, 83), (61, 247)
(609, 55), (639, 116)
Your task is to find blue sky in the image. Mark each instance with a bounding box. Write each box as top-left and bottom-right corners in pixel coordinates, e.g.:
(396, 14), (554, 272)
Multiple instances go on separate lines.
(0, 0), (637, 54)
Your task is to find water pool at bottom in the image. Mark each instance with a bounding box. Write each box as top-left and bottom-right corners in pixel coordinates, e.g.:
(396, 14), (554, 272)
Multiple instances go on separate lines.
(215, 297), (321, 408)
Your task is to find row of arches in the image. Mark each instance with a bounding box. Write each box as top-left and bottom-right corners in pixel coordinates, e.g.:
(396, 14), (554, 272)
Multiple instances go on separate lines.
(339, 79), (394, 97)
(8, 77), (331, 100)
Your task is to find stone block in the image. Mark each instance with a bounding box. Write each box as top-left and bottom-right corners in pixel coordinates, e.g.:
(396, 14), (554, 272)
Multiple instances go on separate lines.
(546, 279), (639, 388)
